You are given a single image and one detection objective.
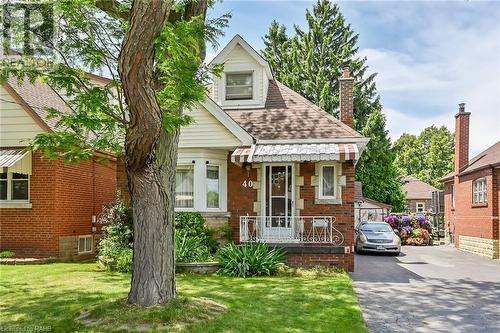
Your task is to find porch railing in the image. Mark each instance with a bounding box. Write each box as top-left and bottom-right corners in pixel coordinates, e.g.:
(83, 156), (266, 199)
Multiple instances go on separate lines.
(240, 216), (344, 245)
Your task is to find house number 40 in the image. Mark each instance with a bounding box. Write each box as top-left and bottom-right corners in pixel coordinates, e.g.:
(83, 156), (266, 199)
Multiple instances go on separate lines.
(242, 180), (254, 188)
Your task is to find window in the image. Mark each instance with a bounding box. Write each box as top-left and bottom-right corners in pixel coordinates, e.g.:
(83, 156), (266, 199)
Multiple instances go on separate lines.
(320, 165), (336, 198)
(78, 236), (93, 254)
(0, 173), (7, 200)
(206, 165), (220, 209)
(0, 172), (29, 201)
(473, 178), (487, 204)
(416, 202), (425, 213)
(175, 165), (194, 208)
(226, 72), (253, 100)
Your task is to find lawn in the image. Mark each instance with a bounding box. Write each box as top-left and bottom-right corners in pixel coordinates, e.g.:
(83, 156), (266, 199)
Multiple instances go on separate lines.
(0, 263), (367, 333)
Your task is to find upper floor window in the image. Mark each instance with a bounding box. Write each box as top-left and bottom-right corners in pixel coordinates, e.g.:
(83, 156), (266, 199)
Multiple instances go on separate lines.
(226, 72), (253, 100)
(416, 202), (425, 213)
(472, 178), (487, 204)
(0, 172), (29, 201)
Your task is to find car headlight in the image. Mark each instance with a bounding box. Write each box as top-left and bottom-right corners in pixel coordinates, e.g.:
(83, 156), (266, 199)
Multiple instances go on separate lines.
(359, 233), (367, 242)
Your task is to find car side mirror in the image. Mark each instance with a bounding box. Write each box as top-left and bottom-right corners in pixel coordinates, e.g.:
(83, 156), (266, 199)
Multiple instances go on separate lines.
(394, 229), (400, 235)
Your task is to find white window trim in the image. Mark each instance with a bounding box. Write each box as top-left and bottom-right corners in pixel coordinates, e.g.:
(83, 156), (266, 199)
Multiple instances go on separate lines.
(319, 164), (337, 199)
(175, 156), (227, 212)
(175, 164), (196, 210)
(0, 172), (30, 207)
(205, 163), (222, 210)
(416, 202), (425, 213)
(78, 235), (93, 254)
(225, 71), (253, 101)
(451, 184), (455, 209)
(314, 161), (342, 205)
(472, 178), (487, 204)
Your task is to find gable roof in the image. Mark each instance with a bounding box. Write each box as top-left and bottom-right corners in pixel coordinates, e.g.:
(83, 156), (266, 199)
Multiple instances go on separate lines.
(3, 76), (74, 132)
(209, 34), (273, 80)
(225, 80), (363, 141)
(442, 141), (500, 181)
(403, 176), (438, 200)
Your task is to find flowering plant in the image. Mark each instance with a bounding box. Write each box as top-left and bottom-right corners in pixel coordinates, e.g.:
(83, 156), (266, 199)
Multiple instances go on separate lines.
(384, 215), (399, 229)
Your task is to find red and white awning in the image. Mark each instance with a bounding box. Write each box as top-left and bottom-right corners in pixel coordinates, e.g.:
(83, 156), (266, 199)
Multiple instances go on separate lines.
(231, 143), (360, 164)
(231, 146), (255, 163)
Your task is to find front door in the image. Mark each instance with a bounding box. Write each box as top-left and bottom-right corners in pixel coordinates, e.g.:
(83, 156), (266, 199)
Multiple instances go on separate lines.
(263, 164), (294, 240)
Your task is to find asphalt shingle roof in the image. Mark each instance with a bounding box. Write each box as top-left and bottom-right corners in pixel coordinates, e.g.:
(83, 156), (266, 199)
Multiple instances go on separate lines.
(403, 176), (438, 200)
(225, 80), (362, 141)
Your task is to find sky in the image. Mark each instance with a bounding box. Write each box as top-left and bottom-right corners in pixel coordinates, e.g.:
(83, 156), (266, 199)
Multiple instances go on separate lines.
(206, 0), (500, 156)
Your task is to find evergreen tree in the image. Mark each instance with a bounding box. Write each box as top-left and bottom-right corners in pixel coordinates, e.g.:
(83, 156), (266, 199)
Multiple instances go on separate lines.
(357, 111), (406, 211)
(263, 0), (404, 208)
(262, 0), (378, 130)
(394, 126), (454, 188)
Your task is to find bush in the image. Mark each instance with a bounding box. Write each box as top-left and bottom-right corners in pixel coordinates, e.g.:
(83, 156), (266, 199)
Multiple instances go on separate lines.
(0, 250), (15, 258)
(175, 212), (218, 260)
(175, 233), (211, 263)
(217, 242), (285, 277)
(98, 194), (133, 273)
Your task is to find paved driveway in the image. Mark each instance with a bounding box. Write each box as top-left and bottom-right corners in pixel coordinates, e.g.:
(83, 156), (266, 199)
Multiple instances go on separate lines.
(352, 246), (500, 333)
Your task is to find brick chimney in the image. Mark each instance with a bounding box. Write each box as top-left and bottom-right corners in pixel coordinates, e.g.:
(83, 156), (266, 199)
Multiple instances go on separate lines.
(339, 67), (354, 128)
(454, 103), (471, 173)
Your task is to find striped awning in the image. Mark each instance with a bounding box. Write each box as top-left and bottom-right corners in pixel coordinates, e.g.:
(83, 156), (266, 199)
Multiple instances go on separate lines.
(0, 149), (32, 174)
(231, 143), (360, 164)
(231, 146), (255, 163)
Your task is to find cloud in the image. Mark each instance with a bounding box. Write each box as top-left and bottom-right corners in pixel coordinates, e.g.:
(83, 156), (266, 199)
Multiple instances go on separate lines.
(355, 3), (500, 156)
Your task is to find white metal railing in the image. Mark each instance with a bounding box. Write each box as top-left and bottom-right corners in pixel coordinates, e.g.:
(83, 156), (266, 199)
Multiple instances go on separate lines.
(240, 216), (344, 245)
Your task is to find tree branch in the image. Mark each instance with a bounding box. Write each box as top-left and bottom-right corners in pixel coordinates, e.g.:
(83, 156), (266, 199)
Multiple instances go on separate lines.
(94, 0), (130, 21)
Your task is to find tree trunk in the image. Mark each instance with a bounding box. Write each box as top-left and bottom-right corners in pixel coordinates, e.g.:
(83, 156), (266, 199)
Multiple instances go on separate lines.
(118, 0), (176, 306)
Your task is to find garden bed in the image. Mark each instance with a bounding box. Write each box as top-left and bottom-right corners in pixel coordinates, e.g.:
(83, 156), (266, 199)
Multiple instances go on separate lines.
(385, 214), (433, 246)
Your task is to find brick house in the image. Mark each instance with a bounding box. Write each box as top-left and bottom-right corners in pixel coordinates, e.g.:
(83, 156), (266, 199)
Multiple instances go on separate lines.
(169, 35), (369, 271)
(402, 176), (438, 214)
(442, 103), (499, 259)
(0, 75), (117, 259)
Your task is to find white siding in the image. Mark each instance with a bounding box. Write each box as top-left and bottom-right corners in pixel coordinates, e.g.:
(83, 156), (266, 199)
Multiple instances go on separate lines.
(0, 87), (44, 147)
(179, 104), (242, 148)
(214, 44), (266, 108)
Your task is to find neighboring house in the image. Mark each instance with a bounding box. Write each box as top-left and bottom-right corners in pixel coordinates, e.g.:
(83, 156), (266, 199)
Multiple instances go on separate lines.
(402, 176), (438, 214)
(354, 182), (392, 228)
(168, 35), (369, 271)
(0, 75), (117, 259)
(442, 104), (499, 259)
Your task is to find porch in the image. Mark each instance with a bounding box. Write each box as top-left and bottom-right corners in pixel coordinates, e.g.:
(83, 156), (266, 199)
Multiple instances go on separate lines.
(239, 215), (345, 245)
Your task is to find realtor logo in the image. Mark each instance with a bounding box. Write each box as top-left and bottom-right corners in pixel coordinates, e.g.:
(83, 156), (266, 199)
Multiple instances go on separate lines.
(1, 1), (54, 55)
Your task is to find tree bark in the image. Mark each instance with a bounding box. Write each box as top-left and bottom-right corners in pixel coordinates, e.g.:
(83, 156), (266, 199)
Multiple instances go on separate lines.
(118, 0), (176, 306)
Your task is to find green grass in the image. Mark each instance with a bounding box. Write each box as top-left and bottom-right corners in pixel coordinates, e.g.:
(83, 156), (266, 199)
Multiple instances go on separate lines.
(0, 263), (367, 333)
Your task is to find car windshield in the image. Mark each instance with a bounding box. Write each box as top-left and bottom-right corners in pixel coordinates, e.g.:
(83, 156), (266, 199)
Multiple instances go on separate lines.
(360, 223), (392, 233)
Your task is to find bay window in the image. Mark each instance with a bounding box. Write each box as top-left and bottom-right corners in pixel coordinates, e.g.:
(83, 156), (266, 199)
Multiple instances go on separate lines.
(174, 158), (226, 211)
(206, 165), (220, 209)
(0, 172), (29, 201)
(175, 165), (194, 208)
(473, 178), (487, 204)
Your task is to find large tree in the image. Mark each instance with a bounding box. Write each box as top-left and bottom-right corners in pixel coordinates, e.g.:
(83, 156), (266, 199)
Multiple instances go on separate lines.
(394, 126), (454, 188)
(262, 0), (404, 208)
(1, 0), (225, 306)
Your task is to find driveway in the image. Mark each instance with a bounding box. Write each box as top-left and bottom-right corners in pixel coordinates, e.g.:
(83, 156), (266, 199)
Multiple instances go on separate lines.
(352, 246), (500, 333)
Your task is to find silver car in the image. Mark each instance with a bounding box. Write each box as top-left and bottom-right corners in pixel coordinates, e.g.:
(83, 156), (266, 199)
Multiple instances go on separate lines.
(355, 221), (401, 255)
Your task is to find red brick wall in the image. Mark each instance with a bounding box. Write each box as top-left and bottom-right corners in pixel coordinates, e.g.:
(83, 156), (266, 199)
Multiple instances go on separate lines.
(443, 168), (497, 247)
(227, 157), (355, 271)
(287, 253), (353, 269)
(0, 151), (58, 257)
(0, 151), (116, 258)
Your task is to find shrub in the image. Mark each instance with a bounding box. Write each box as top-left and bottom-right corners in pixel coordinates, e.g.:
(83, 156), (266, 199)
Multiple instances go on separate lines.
(175, 212), (217, 255)
(175, 233), (211, 263)
(217, 242), (285, 277)
(98, 193), (133, 273)
(0, 250), (15, 258)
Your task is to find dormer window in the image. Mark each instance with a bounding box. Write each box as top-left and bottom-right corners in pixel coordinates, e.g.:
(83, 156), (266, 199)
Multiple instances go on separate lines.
(226, 72), (253, 100)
